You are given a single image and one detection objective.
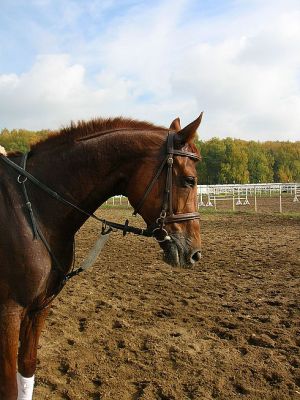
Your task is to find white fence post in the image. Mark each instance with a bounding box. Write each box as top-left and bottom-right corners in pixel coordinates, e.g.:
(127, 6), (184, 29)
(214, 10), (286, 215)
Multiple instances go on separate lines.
(293, 184), (299, 202)
(213, 187), (217, 210)
(279, 185), (282, 213)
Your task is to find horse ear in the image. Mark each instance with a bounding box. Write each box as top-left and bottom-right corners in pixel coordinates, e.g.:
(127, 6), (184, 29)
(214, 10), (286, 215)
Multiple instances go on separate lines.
(169, 117), (181, 131)
(176, 112), (203, 146)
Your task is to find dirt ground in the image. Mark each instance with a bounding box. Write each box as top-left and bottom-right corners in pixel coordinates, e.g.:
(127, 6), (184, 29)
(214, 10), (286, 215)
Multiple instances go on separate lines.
(34, 208), (300, 400)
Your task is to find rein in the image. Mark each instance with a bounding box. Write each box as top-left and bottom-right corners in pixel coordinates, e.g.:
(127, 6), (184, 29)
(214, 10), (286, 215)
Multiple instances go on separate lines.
(0, 153), (151, 238)
(0, 130), (200, 280)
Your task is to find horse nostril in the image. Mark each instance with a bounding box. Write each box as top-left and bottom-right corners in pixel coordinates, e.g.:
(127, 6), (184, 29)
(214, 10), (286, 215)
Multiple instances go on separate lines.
(190, 250), (202, 263)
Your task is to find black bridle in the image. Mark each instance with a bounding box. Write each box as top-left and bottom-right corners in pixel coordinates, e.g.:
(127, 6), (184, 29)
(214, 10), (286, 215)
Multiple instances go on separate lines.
(0, 130), (200, 275)
(132, 131), (200, 242)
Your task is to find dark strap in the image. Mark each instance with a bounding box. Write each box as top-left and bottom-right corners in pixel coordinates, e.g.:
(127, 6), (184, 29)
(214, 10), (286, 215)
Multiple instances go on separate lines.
(165, 212), (200, 223)
(164, 132), (174, 216)
(0, 154), (151, 237)
(133, 154), (169, 216)
(17, 153), (65, 273)
(163, 133), (200, 224)
(0, 129), (200, 240)
(172, 150), (200, 160)
(18, 153), (39, 239)
(131, 131), (201, 227)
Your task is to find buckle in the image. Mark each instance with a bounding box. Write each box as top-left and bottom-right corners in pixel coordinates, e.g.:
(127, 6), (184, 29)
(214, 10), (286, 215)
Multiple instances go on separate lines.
(152, 227), (171, 243)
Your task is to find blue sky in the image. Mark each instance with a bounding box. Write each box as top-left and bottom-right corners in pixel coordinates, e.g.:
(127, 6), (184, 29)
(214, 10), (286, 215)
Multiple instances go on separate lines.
(0, 0), (300, 141)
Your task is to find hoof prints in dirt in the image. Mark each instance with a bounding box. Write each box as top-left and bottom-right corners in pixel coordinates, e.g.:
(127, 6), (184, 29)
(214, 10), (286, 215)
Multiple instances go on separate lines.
(35, 211), (300, 400)
(79, 317), (87, 332)
(234, 382), (249, 395)
(35, 376), (57, 392)
(154, 308), (174, 318)
(92, 376), (102, 387)
(59, 359), (78, 380)
(133, 382), (175, 400)
(211, 327), (235, 341)
(248, 333), (275, 348)
(133, 381), (149, 399)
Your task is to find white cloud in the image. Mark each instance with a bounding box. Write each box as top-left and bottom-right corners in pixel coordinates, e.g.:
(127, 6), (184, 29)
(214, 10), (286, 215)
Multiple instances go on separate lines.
(0, 0), (300, 141)
(0, 54), (166, 130)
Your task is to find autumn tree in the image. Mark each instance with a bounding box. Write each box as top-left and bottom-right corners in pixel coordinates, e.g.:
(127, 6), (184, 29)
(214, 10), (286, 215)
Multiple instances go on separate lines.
(0, 129), (50, 153)
(247, 142), (274, 183)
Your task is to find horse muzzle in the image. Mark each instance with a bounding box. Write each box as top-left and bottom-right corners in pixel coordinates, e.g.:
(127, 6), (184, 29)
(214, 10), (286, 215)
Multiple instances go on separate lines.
(159, 233), (202, 268)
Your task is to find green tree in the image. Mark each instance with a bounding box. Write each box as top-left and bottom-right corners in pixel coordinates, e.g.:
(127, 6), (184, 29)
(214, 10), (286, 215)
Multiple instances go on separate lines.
(219, 139), (249, 184)
(265, 141), (300, 182)
(0, 129), (50, 153)
(247, 142), (274, 183)
(196, 138), (226, 184)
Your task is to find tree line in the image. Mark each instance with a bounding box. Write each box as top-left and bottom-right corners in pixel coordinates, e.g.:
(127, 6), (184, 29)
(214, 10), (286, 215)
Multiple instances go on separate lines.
(0, 128), (50, 154)
(196, 137), (300, 184)
(0, 128), (299, 183)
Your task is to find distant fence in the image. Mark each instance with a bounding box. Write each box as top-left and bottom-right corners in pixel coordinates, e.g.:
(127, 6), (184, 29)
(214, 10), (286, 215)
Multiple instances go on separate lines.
(197, 183), (299, 213)
(104, 183), (300, 214)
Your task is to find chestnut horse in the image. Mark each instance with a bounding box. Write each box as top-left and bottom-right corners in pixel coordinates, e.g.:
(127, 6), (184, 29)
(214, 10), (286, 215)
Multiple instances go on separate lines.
(0, 114), (202, 399)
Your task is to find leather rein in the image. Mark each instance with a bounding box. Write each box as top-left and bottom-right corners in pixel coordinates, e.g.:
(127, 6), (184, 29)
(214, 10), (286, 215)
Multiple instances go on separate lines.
(0, 130), (200, 277)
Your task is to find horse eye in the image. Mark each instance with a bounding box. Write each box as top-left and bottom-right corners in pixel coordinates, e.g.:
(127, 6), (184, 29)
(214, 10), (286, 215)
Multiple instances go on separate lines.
(183, 176), (196, 187)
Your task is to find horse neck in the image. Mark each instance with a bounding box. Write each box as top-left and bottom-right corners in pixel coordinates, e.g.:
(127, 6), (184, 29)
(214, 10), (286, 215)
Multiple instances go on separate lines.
(27, 130), (164, 235)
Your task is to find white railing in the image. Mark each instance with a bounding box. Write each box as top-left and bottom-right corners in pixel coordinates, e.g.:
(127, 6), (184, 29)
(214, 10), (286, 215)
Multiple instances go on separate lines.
(197, 183), (299, 212)
(104, 183), (300, 213)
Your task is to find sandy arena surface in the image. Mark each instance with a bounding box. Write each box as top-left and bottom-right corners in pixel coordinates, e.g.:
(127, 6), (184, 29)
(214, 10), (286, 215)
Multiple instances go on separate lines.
(34, 209), (300, 400)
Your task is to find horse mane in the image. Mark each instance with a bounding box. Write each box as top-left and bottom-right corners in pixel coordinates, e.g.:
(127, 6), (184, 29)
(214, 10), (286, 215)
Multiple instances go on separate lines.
(31, 117), (166, 152)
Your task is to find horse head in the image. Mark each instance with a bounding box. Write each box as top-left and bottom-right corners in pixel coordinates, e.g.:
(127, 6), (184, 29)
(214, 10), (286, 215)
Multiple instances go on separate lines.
(127, 114), (203, 268)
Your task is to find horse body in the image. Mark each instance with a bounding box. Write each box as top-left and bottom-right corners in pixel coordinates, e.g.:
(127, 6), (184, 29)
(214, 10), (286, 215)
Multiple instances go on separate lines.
(0, 115), (202, 399)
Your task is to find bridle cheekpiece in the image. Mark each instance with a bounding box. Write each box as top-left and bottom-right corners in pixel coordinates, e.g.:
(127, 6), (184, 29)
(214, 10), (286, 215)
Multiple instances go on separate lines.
(133, 131), (200, 243)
